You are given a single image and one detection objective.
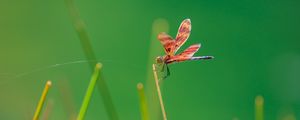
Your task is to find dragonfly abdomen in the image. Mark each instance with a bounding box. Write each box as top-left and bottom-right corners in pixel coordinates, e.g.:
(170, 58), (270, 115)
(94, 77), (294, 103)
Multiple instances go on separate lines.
(190, 56), (214, 60)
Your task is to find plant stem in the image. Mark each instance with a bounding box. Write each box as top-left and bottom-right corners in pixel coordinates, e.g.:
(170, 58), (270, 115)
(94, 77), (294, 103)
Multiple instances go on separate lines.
(77, 63), (102, 120)
(152, 64), (167, 120)
(65, 0), (119, 119)
(137, 83), (149, 120)
(65, 0), (97, 68)
(33, 80), (52, 120)
(255, 95), (264, 120)
(145, 18), (169, 119)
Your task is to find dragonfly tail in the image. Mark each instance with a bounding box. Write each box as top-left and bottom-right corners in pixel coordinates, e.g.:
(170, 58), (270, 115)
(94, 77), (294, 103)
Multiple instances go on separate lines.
(190, 56), (214, 60)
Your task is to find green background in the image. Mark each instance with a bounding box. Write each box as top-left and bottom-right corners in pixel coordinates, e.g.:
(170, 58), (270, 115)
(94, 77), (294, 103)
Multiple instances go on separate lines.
(1, 0), (300, 119)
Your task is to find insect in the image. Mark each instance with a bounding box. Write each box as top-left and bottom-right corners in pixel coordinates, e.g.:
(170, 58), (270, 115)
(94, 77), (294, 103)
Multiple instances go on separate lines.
(156, 18), (214, 79)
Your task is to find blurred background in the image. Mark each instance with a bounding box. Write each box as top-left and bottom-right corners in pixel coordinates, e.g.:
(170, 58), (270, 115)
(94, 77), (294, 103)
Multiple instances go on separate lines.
(1, 0), (300, 119)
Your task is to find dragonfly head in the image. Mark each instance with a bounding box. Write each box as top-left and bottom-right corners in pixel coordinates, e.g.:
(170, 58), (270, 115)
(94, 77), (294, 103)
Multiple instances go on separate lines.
(156, 56), (164, 64)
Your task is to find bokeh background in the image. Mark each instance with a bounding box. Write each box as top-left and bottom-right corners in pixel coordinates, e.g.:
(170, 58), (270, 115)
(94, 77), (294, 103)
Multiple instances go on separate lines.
(1, 0), (300, 119)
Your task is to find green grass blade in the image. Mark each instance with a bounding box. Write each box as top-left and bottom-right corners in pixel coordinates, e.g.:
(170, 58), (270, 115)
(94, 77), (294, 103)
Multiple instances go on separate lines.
(255, 95), (264, 120)
(137, 83), (149, 120)
(65, 0), (97, 68)
(96, 75), (119, 120)
(65, 0), (119, 119)
(77, 63), (102, 120)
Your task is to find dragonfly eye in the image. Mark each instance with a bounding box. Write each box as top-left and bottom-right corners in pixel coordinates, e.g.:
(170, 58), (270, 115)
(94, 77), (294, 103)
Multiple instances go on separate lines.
(156, 56), (163, 63)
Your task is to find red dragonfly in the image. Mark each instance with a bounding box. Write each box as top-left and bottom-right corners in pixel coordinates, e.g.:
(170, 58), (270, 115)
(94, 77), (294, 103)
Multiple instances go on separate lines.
(156, 19), (214, 79)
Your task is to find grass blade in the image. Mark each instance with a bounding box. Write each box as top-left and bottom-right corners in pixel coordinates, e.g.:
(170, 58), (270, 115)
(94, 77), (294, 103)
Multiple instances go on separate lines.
(64, 0), (97, 68)
(97, 75), (119, 120)
(33, 80), (52, 120)
(145, 18), (169, 119)
(255, 95), (264, 120)
(77, 63), (102, 120)
(137, 83), (149, 120)
(65, 0), (119, 119)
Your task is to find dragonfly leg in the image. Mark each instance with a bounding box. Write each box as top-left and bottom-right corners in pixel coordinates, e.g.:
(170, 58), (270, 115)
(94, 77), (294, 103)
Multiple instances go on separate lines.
(161, 63), (165, 72)
(166, 64), (170, 78)
(162, 64), (170, 80)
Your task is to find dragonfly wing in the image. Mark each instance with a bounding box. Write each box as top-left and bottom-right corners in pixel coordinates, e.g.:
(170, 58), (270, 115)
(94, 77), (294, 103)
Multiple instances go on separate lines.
(166, 44), (200, 64)
(178, 44), (201, 58)
(157, 32), (175, 55)
(174, 19), (192, 54)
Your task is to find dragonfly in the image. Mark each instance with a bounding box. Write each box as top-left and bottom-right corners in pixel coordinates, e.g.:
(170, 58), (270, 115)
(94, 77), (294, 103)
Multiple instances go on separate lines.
(155, 18), (214, 79)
